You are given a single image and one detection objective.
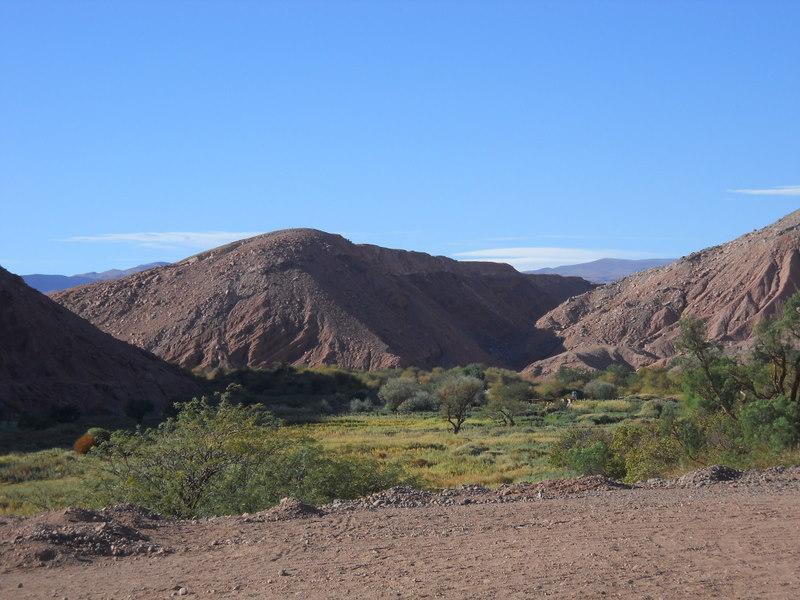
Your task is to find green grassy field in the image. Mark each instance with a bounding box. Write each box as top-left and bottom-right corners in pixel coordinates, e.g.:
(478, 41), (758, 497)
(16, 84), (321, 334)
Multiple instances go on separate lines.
(0, 399), (651, 515)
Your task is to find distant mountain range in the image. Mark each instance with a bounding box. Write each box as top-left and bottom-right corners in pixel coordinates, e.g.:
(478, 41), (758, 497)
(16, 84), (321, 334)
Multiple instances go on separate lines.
(527, 258), (675, 284)
(21, 262), (169, 293)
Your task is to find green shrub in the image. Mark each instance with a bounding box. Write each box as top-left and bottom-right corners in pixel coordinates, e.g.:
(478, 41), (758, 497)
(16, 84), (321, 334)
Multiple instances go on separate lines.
(583, 380), (618, 400)
(637, 399), (676, 419)
(610, 422), (681, 482)
(549, 428), (624, 479)
(349, 398), (373, 413)
(397, 391), (437, 413)
(739, 396), (798, 454)
(87, 427), (111, 444)
(378, 378), (421, 411)
(90, 398), (407, 517)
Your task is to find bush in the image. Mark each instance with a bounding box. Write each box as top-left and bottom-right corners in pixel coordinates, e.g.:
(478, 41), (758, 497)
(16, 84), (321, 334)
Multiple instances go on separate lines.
(637, 398), (675, 419)
(378, 378), (421, 411)
(91, 397), (407, 517)
(583, 380), (618, 400)
(610, 422), (681, 482)
(349, 397), (374, 413)
(535, 380), (567, 400)
(73, 433), (95, 455)
(73, 427), (111, 455)
(739, 396), (798, 454)
(397, 391), (437, 413)
(549, 427), (624, 479)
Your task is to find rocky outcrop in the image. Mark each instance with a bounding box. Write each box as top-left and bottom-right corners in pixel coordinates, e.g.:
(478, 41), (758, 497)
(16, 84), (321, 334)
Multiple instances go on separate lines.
(52, 229), (594, 371)
(525, 210), (800, 375)
(0, 267), (198, 418)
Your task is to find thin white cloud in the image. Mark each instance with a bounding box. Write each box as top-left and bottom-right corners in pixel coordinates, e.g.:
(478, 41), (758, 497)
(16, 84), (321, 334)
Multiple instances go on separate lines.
(61, 231), (261, 250)
(729, 185), (800, 196)
(453, 246), (655, 270)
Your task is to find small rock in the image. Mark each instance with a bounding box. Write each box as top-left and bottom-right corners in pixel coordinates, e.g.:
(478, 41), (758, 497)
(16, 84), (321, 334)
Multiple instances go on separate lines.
(178, 587), (188, 596)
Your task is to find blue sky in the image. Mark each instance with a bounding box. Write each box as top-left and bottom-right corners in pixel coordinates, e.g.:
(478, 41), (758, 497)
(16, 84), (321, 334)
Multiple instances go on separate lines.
(1, 1), (798, 275)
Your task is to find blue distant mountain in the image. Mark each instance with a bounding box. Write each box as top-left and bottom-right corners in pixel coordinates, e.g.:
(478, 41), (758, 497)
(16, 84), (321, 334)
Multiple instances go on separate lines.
(527, 258), (675, 284)
(21, 262), (169, 293)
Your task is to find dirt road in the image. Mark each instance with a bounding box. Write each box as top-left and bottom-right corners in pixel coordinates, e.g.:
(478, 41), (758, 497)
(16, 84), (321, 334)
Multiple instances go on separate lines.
(2, 471), (799, 599)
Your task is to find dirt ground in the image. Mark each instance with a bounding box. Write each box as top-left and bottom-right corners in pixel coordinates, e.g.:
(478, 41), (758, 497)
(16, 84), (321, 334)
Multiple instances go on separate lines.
(2, 472), (799, 599)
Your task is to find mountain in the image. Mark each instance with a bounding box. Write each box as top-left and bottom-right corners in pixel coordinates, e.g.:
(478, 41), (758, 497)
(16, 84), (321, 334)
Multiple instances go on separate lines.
(20, 274), (96, 294)
(0, 266), (197, 419)
(52, 229), (595, 372)
(524, 210), (800, 376)
(73, 262), (171, 281)
(528, 258), (675, 284)
(22, 262), (170, 293)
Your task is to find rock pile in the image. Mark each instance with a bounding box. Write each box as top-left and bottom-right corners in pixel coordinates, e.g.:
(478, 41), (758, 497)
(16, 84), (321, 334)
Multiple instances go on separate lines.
(0, 505), (168, 569)
(246, 498), (324, 522)
(675, 465), (742, 488)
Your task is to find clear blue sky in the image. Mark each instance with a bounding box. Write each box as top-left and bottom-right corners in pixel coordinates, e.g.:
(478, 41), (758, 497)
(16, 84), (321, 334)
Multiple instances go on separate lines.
(1, 1), (798, 274)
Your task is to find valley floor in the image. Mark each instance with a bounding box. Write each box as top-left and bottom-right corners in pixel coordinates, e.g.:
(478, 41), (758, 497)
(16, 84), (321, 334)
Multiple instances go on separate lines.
(2, 472), (799, 599)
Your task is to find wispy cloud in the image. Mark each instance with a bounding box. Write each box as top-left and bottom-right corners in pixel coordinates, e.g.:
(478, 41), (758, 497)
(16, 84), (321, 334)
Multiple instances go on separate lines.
(730, 185), (800, 196)
(62, 231), (261, 250)
(453, 246), (655, 270)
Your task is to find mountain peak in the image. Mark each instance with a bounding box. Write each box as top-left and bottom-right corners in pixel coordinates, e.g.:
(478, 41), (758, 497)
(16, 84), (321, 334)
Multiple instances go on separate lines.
(52, 233), (594, 372)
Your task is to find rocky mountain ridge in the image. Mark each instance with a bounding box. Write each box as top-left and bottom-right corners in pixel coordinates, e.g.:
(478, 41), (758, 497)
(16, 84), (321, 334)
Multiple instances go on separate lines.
(52, 229), (594, 372)
(525, 209), (800, 375)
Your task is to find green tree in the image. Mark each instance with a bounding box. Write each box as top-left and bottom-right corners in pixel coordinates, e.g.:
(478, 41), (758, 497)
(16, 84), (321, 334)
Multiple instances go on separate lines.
(378, 378), (421, 411)
(752, 293), (800, 405)
(437, 376), (483, 434)
(485, 381), (530, 425)
(676, 317), (743, 419)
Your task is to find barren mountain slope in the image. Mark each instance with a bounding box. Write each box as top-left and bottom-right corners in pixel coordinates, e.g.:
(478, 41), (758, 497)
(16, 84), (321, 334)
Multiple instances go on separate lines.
(53, 229), (594, 371)
(525, 209), (800, 375)
(0, 267), (197, 417)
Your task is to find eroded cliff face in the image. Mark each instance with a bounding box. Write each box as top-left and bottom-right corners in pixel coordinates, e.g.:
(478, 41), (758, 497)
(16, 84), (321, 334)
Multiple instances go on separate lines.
(525, 210), (800, 376)
(0, 267), (197, 417)
(53, 229), (593, 372)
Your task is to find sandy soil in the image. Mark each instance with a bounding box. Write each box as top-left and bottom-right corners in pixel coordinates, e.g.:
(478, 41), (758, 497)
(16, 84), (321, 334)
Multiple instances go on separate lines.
(2, 478), (799, 600)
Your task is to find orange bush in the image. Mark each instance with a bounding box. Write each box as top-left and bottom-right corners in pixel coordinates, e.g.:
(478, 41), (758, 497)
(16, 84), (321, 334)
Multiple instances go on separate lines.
(73, 432), (96, 455)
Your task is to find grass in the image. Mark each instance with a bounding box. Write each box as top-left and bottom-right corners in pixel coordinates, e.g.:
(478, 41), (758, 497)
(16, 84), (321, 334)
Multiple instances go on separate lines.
(300, 412), (601, 488)
(0, 449), (97, 515)
(0, 399), (647, 515)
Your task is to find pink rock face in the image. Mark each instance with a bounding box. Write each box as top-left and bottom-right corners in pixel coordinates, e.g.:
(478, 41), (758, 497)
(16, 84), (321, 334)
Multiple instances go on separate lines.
(0, 267), (198, 417)
(525, 210), (800, 376)
(52, 229), (594, 372)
